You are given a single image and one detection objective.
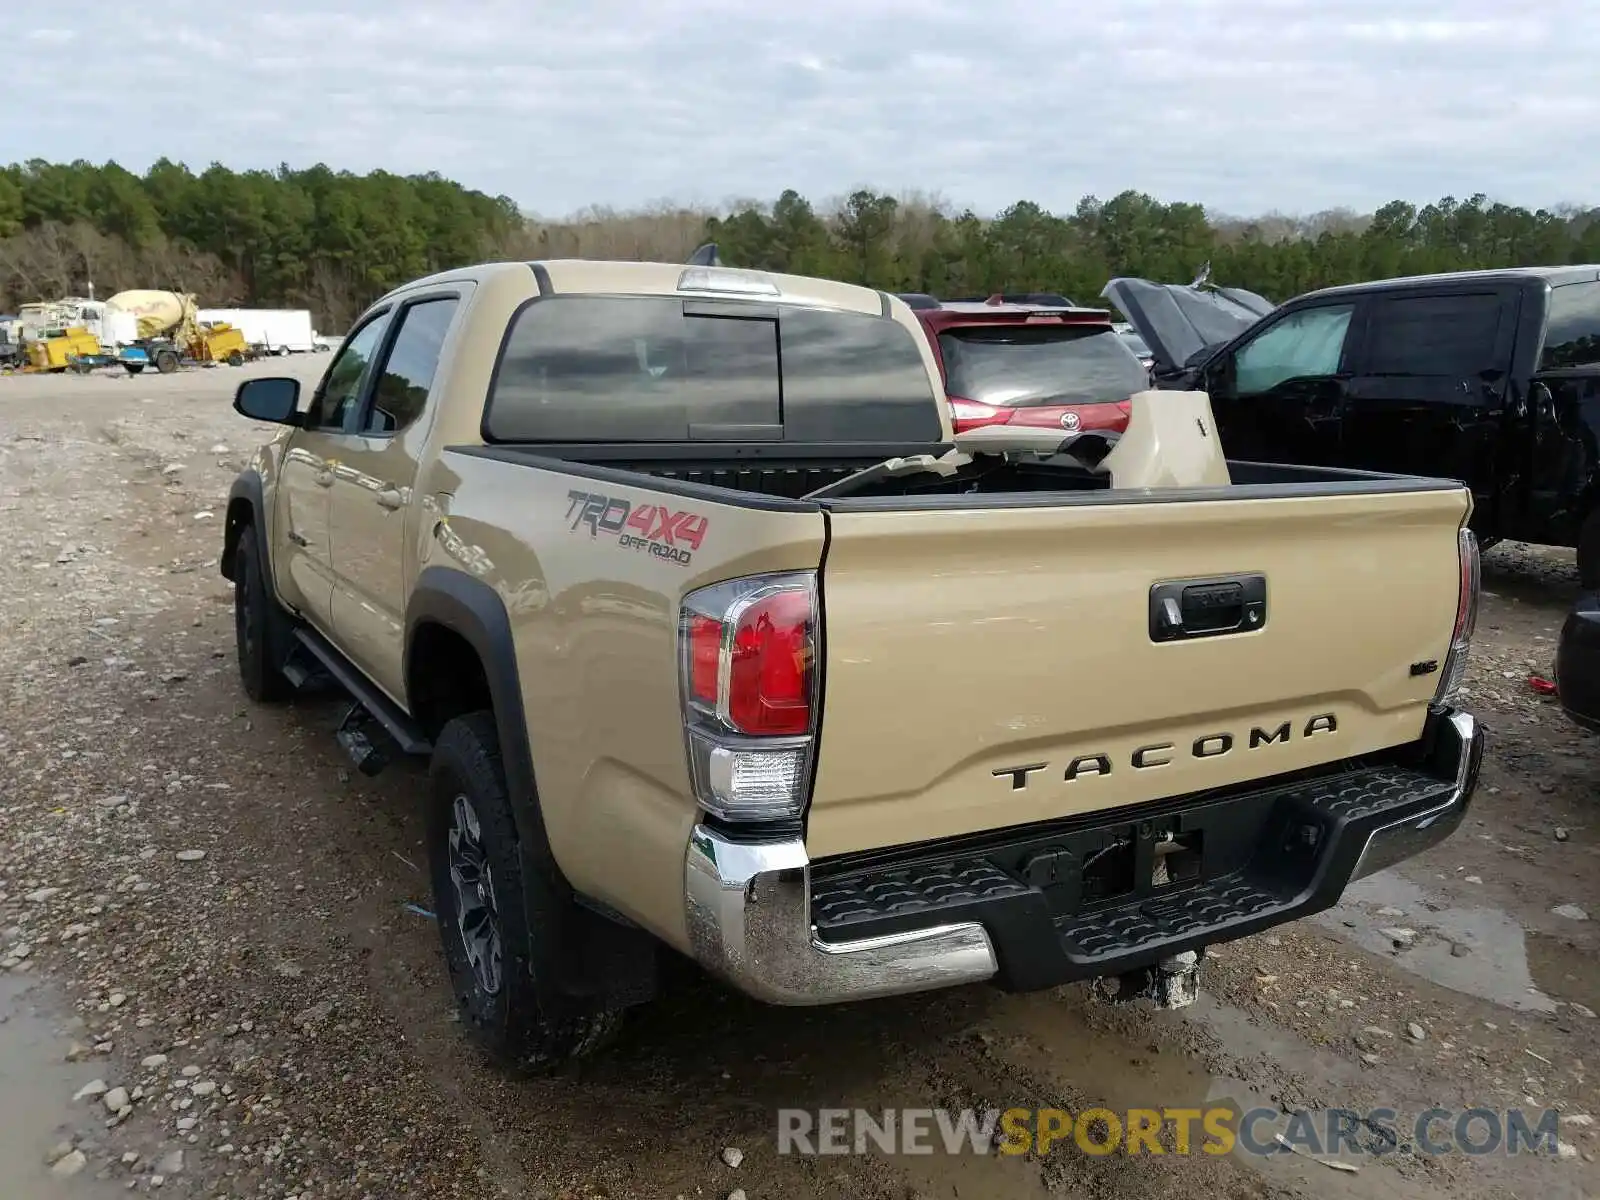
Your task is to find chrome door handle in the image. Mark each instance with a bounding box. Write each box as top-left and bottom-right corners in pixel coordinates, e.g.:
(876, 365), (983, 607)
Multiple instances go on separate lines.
(375, 487), (403, 511)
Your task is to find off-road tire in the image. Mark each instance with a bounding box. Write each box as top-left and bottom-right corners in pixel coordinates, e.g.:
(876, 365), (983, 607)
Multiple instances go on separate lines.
(1579, 510), (1600, 591)
(233, 533), (292, 702)
(427, 712), (621, 1073)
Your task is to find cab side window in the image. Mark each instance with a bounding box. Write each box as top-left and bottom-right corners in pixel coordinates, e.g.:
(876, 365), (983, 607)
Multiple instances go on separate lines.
(1539, 281), (1600, 371)
(1362, 293), (1503, 377)
(303, 311), (393, 431)
(1233, 304), (1355, 396)
(363, 297), (460, 434)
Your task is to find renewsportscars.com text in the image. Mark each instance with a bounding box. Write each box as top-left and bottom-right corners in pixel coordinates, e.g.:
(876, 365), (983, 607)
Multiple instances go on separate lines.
(776, 1106), (1568, 1158)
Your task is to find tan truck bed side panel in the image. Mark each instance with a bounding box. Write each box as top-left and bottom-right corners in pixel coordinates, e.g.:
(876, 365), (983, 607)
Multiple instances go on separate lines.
(421, 454), (826, 953)
(806, 485), (1471, 859)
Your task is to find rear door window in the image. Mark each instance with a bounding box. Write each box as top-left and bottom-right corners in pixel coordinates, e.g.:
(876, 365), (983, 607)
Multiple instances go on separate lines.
(1361, 293), (1505, 376)
(936, 324), (1149, 408)
(485, 295), (940, 443)
(1233, 304), (1355, 395)
(1540, 280), (1600, 371)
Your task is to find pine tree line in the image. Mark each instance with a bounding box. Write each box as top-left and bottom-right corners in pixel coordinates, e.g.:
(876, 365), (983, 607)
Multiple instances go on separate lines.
(4, 160), (1599, 328)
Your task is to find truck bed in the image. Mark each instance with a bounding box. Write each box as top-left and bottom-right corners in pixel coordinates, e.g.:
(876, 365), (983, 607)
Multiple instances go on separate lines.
(426, 359), (1479, 943)
(456, 442), (1454, 508)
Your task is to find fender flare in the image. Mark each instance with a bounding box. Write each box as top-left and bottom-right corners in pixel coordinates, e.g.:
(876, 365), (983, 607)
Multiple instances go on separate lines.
(404, 566), (549, 863)
(222, 470), (271, 585)
(222, 470), (294, 671)
(404, 566), (659, 1006)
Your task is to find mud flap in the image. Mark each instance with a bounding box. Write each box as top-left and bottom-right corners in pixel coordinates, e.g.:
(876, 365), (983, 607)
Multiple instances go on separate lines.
(1091, 949), (1203, 1010)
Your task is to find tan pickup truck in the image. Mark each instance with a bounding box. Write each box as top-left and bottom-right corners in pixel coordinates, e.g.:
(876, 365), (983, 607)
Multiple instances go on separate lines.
(222, 258), (1484, 1072)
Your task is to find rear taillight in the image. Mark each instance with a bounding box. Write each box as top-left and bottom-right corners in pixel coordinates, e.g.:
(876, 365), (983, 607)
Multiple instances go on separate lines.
(949, 396), (1014, 432)
(1434, 528), (1480, 706)
(1006, 402), (1131, 435)
(680, 572), (818, 824)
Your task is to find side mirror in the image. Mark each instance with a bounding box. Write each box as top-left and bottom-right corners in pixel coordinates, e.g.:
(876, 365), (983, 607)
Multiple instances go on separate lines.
(234, 377), (301, 424)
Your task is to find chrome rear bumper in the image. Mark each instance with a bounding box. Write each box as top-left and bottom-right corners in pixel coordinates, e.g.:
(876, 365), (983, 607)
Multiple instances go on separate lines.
(684, 830), (997, 1005)
(684, 709), (1480, 1006)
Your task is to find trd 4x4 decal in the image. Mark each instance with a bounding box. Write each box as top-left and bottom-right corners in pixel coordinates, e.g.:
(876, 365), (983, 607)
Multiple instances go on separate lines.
(565, 489), (708, 566)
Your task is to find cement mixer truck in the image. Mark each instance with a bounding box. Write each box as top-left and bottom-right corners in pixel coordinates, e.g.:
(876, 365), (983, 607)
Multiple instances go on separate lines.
(103, 290), (249, 373)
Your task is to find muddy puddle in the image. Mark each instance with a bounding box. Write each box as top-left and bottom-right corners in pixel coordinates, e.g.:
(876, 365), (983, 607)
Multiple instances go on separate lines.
(1315, 873), (1559, 1013)
(743, 977), (1497, 1199)
(979, 991), (1460, 1197)
(0, 975), (130, 1199)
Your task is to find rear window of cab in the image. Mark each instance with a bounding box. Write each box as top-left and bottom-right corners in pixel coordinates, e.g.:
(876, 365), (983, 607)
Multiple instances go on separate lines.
(483, 295), (943, 443)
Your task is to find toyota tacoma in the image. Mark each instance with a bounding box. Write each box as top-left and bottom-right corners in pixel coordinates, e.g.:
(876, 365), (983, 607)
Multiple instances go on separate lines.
(222, 257), (1484, 1072)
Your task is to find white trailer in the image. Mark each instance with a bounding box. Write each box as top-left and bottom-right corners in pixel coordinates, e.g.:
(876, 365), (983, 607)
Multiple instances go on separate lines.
(197, 308), (317, 354)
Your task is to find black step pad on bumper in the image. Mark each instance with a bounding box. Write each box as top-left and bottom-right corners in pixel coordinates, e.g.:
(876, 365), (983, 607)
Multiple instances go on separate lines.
(809, 714), (1480, 992)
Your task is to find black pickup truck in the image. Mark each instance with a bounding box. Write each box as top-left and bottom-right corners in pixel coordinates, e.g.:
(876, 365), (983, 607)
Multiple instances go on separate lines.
(1105, 267), (1600, 584)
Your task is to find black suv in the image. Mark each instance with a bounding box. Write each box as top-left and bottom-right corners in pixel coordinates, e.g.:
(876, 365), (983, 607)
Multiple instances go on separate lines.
(1105, 267), (1600, 583)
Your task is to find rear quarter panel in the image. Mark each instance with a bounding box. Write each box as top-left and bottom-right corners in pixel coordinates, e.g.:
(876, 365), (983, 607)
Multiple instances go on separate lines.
(421, 454), (826, 951)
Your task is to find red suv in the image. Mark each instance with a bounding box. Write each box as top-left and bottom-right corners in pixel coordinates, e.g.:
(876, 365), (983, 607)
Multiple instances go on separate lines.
(902, 294), (1149, 435)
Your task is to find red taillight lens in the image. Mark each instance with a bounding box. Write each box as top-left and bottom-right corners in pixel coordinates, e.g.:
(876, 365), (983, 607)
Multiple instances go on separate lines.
(1007, 403), (1130, 434)
(726, 590), (812, 736)
(949, 396), (1014, 432)
(679, 573), (818, 824)
(687, 614), (723, 704)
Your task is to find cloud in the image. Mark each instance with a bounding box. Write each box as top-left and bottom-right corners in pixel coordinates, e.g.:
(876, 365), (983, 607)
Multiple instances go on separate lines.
(4, 0), (1598, 218)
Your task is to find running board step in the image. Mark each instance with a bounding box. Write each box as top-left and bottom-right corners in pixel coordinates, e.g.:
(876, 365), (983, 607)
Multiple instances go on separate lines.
(336, 703), (390, 776)
(281, 657), (331, 690)
(291, 628), (433, 756)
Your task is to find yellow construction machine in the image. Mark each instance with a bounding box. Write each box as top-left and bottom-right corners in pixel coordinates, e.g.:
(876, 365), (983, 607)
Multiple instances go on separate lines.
(22, 326), (102, 371)
(105, 290), (249, 372)
(8, 292), (249, 374)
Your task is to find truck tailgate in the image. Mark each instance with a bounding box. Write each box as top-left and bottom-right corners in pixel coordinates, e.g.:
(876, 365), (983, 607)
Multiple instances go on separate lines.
(805, 486), (1469, 859)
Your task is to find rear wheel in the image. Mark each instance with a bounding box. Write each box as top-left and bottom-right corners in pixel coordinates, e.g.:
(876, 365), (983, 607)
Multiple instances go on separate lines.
(153, 348), (179, 374)
(233, 533), (292, 702)
(427, 712), (621, 1073)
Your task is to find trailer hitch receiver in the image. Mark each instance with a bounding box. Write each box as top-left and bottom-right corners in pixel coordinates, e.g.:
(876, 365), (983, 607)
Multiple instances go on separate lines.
(1092, 949), (1203, 1010)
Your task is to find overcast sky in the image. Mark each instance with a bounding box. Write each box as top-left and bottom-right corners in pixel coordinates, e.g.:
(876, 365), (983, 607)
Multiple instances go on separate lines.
(9, 0), (1599, 219)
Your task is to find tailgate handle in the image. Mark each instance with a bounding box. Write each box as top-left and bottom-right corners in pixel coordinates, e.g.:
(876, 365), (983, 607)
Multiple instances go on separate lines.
(1150, 575), (1267, 642)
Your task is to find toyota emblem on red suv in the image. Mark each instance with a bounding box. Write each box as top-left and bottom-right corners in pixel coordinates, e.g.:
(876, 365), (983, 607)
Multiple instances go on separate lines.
(1060, 411), (1082, 432)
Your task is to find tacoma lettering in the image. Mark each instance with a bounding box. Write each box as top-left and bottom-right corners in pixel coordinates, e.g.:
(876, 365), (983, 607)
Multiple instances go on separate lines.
(993, 713), (1339, 789)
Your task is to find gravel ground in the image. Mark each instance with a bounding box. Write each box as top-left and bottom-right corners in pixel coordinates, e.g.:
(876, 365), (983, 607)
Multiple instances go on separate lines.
(0, 359), (1597, 1200)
